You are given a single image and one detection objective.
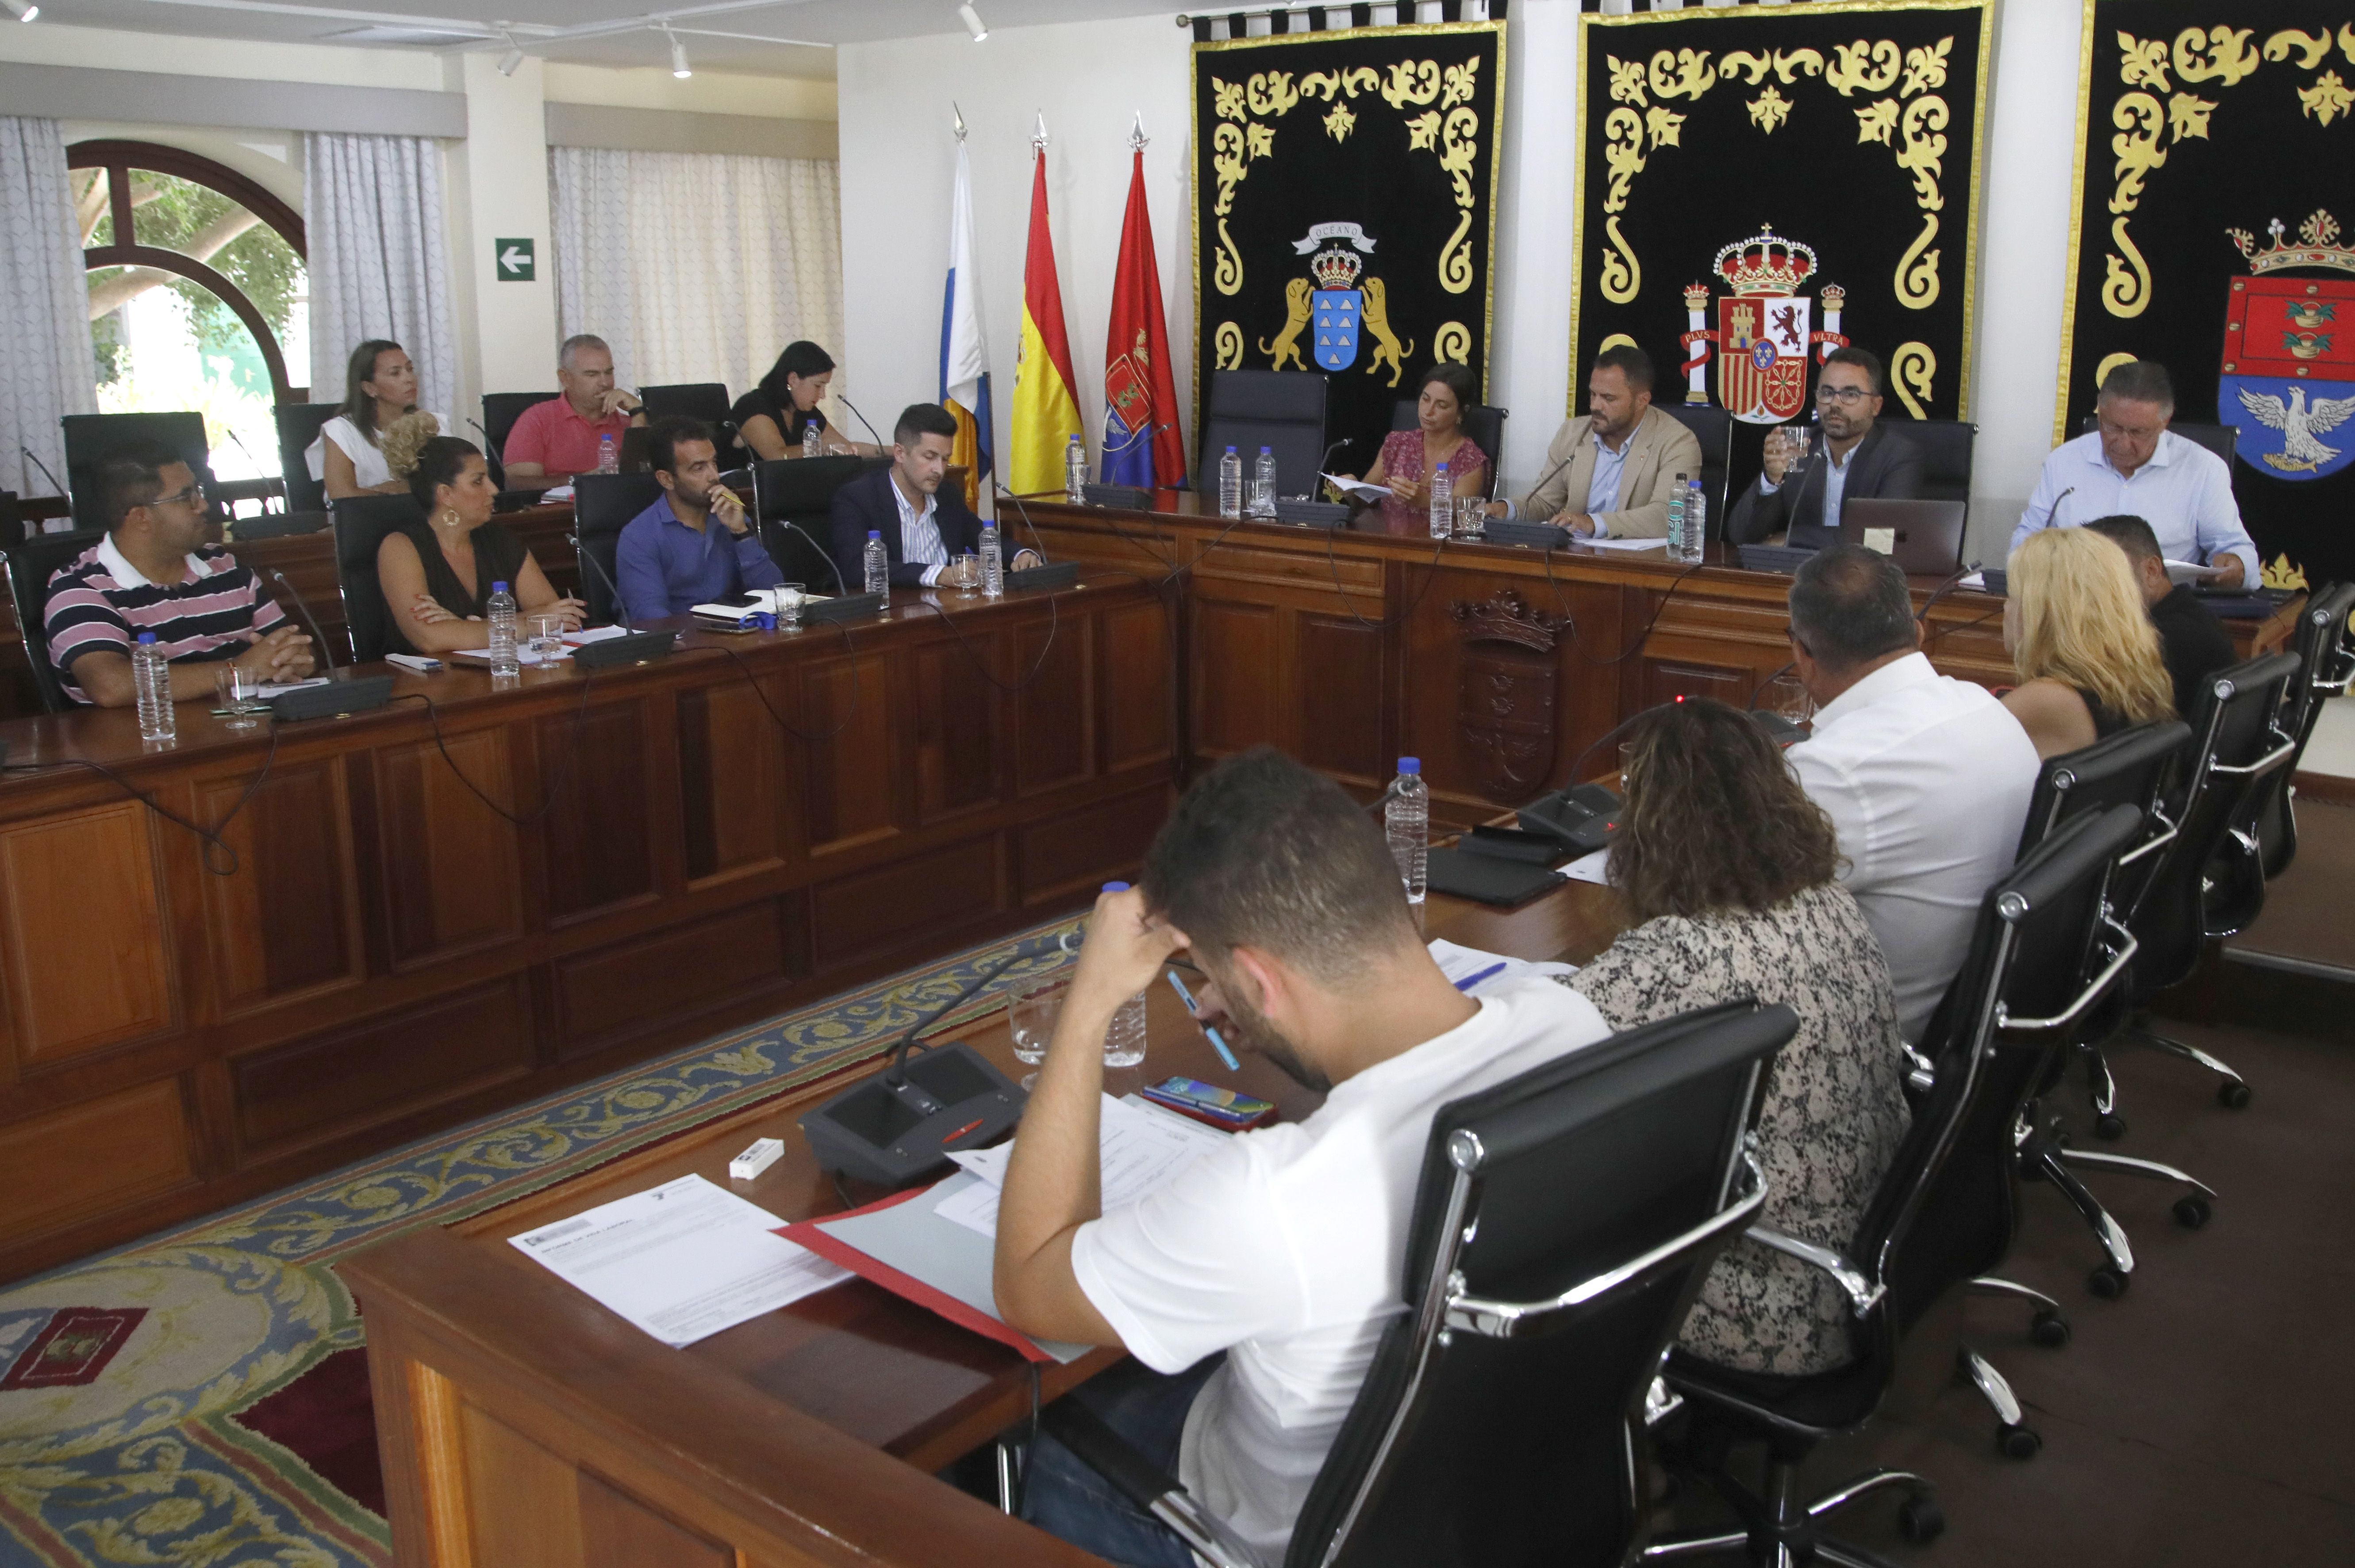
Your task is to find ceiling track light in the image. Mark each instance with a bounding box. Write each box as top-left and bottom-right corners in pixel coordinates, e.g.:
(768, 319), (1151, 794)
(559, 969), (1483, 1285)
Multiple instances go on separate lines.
(496, 29), (523, 75)
(667, 27), (692, 78)
(4, 0), (40, 23)
(958, 4), (987, 43)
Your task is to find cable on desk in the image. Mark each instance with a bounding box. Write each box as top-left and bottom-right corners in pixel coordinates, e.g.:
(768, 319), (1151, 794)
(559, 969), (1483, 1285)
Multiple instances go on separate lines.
(1323, 522), (1454, 633)
(391, 671), (599, 827)
(1, 713), (282, 876)
(708, 619), (864, 743)
(911, 587), (1062, 694)
(1539, 548), (1710, 667)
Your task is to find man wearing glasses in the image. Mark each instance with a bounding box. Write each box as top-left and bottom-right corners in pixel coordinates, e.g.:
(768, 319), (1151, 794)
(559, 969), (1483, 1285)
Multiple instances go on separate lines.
(44, 440), (313, 707)
(1727, 346), (1923, 547)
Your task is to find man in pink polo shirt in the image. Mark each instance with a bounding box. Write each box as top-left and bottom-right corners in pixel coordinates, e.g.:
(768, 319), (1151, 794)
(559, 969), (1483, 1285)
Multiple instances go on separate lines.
(501, 334), (646, 484)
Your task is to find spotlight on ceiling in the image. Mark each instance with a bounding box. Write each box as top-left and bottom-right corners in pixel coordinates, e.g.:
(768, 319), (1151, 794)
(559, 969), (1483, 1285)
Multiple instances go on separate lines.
(958, 4), (988, 43)
(497, 38), (524, 76)
(668, 29), (692, 78)
(4, 0), (41, 23)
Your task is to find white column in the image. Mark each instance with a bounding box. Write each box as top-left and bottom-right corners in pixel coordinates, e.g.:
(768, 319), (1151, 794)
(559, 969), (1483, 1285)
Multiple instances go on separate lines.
(442, 52), (559, 437)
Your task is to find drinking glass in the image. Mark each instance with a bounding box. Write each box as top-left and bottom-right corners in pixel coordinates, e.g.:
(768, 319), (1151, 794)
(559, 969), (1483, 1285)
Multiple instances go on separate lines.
(1774, 425), (1811, 475)
(526, 612), (567, 663)
(776, 583), (806, 631)
(1761, 670), (1817, 728)
(214, 662), (267, 729)
(1009, 975), (1071, 1067)
(1455, 495), (1486, 539)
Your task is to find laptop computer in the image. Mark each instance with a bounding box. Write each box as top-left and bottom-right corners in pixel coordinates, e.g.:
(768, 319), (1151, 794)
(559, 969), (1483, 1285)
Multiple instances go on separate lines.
(1836, 498), (1967, 575)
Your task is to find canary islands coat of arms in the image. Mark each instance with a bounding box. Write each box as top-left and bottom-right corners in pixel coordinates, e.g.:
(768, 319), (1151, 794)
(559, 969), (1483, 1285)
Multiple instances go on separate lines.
(1677, 227), (1848, 425)
(2220, 211), (2355, 480)
(1259, 221), (1416, 387)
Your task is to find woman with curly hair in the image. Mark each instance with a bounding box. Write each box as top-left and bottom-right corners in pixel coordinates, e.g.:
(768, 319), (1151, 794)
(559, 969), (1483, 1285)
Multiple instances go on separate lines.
(1560, 698), (1911, 1376)
(2000, 526), (2178, 758)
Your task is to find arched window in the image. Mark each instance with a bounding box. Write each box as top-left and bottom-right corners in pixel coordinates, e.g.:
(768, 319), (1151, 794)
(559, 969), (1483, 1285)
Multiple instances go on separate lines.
(70, 140), (309, 479)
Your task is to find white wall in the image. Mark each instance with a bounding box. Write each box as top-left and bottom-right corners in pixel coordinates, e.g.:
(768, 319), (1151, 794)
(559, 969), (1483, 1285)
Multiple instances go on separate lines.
(441, 53), (561, 424)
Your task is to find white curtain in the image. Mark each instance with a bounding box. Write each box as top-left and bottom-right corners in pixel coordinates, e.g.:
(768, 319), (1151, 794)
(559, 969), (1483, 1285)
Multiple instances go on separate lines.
(549, 148), (841, 408)
(303, 132), (460, 421)
(0, 117), (98, 498)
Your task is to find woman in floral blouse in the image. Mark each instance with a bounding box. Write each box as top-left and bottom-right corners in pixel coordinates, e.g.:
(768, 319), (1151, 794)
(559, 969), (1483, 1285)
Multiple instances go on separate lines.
(1561, 698), (1912, 1375)
(1331, 361), (1488, 529)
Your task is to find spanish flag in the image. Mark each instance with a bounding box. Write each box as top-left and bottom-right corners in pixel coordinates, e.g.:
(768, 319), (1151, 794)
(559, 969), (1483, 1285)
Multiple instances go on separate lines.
(1008, 144), (1085, 495)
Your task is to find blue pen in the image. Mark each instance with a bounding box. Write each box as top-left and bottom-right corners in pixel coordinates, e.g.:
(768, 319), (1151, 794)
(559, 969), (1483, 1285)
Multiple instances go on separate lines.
(1453, 961), (1507, 993)
(1165, 970), (1242, 1071)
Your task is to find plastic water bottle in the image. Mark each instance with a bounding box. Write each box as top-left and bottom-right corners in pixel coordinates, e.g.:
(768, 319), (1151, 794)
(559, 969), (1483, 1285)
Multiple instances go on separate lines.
(863, 529), (889, 601)
(596, 433), (617, 475)
(1066, 434), (1088, 504)
(132, 633), (176, 743)
(1099, 881), (1149, 1068)
(1429, 461), (1452, 539)
(1218, 445), (1243, 518)
(1679, 478), (1707, 563)
(487, 581), (519, 676)
(1666, 474), (1688, 556)
(803, 417), (822, 458)
(1249, 445), (1278, 518)
(980, 524), (1005, 598)
(1386, 758), (1428, 928)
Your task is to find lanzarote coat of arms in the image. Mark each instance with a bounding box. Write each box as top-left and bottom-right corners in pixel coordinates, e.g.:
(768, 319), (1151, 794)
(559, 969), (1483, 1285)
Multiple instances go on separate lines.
(2222, 211), (2355, 479)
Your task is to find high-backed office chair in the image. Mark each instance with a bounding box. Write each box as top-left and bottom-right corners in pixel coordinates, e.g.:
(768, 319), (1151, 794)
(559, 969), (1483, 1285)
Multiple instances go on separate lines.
(752, 455), (884, 594)
(641, 381), (734, 430)
(1649, 804), (2143, 1561)
(2074, 415), (2237, 470)
(1038, 1000), (1795, 1568)
(2254, 581), (2354, 877)
(1656, 404), (1732, 531)
(1898, 417), (1977, 504)
(275, 403), (342, 514)
(62, 411), (215, 529)
(330, 493), (427, 663)
(1199, 369), (1330, 499)
(1386, 399), (1509, 498)
(0, 526), (109, 714)
(480, 392), (557, 489)
(571, 473), (665, 625)
(0, 490), (24, 547)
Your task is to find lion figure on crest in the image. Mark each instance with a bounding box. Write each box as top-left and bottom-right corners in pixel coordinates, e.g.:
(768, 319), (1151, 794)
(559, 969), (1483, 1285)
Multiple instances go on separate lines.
(1259, 277), (1313, 371)
(1360, 276), (1414, 387)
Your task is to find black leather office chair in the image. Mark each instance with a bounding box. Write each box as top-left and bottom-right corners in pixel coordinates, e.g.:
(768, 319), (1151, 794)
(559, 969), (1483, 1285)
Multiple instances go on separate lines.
(62, 411), (216, 529)
(0, 490), (23, 547)
(1387, 399), (1509, 498)
(480, 392), (556, 489)
(1200, 369), (1330, 499)
(2254, 581), (2354, 878)
(1039, 1000), (1795, 1568)
(275, 403), (341, 514)
(2074, 414), (2237, 470)
(0, 527), (109, 714)
(641, 381), (731, 423)
(330, 494), (426, 663)
(1657, 404), (1732, 532)
(1898, 417), (1976, 503)
(751, 454), (883, 595)
(1648, 804), (2142, 1562)
(571, 473), (664, 625)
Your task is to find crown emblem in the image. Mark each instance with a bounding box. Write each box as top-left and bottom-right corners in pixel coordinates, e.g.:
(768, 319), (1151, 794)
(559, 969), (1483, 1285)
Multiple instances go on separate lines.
(1713, 226), (1818, 296)
(2227, 211), (2355, 275)
(1310, 245), (1363, 291)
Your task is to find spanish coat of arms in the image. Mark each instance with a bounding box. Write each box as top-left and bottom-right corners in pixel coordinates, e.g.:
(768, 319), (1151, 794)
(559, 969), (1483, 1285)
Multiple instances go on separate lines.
(1677, 227), (1848, 425)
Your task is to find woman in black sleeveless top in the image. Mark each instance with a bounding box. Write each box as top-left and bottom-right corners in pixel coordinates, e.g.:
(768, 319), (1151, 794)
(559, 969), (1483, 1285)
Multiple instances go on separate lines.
(731, 341), (881, 462)
(1999, 528), (2175, 759)
(377, 437), (580, 658)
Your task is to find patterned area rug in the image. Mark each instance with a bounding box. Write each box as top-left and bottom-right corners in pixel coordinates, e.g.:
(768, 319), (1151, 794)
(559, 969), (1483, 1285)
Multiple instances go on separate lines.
(0, 919), (1076, 1568)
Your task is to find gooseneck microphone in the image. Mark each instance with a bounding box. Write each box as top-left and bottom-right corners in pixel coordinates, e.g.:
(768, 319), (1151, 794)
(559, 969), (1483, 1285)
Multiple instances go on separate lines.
(836, 396), (889, 453)
(268, 568), (340, 670)
(20, 446), (67, 502)
(565, 533), (632, 632)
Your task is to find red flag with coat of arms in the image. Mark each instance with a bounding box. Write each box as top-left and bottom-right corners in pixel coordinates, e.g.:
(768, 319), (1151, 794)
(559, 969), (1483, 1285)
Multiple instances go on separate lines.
(1102, 148), (1187, 489)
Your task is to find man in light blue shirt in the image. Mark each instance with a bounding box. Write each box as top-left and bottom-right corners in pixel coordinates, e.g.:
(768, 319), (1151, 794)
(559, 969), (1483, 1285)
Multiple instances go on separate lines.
(2013, 360), (2259, 586)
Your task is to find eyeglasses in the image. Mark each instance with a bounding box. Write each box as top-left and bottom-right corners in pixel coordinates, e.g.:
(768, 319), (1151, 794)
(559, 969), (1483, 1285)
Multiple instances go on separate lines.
(1816, 385), (1873, 406)
(152, 484), (206, 510)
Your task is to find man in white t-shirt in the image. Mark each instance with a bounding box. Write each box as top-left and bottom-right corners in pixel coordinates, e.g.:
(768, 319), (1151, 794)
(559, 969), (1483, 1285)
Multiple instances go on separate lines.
(994, 748), (1614, 1565)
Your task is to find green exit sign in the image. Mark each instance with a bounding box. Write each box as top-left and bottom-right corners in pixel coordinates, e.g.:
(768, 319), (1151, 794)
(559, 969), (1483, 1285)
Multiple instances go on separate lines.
(495, 238), (534, 282)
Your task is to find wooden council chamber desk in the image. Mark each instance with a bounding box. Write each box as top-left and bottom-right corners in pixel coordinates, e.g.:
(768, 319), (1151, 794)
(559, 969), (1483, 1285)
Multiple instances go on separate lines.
(340, 878), (1622, 1568)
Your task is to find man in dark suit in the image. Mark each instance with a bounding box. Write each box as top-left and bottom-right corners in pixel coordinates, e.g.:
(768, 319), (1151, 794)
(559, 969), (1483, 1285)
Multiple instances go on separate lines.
(2085, 512), (2236, 719)
(831, 402), (1025, 590)
(1728, 346), (1924, 546)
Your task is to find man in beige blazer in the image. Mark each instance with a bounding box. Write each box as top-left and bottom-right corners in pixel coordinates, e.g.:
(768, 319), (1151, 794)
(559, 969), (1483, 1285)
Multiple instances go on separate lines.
(1487, 345), (1702, 538)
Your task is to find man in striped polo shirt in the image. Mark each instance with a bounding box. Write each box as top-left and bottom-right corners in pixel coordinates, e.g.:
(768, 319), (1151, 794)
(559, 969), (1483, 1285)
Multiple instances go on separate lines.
(44, 440), (314, 708)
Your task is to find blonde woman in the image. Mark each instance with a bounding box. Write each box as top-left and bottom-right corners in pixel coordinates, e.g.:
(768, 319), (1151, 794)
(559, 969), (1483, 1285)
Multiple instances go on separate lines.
(2000, 527), (2177, 759)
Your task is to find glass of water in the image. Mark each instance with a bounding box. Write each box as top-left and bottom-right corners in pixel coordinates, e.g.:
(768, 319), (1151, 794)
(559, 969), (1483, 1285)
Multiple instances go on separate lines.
(776, 583), (805, 632)
(1455, 495), (1486, 539)
(1009, 974), (1071, 1068)
(1761, 670), (1817, 728)
(526, 612), (567, 663)
(215, 662), (268, 729)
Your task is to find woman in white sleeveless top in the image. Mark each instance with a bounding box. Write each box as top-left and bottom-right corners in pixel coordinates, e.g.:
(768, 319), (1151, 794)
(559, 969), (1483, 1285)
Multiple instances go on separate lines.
(307, 340), (446, 499)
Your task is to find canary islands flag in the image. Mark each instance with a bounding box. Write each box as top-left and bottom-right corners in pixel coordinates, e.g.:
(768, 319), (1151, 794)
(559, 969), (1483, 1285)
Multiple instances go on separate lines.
(940, 134), (992, 510)
(1009, 145), (1085, 495)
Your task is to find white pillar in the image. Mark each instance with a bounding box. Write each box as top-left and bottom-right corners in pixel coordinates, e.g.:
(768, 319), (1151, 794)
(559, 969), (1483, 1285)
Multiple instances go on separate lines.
(442, 53), (558, 436)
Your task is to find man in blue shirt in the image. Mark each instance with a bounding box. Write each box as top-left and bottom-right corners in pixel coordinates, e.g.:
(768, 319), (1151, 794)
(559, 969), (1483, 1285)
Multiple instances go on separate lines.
(615, 417), (782, 621)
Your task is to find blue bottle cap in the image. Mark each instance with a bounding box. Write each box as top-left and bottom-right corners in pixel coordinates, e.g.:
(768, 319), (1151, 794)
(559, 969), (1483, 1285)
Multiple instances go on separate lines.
(492, 581), (508, 592)
(1103, 881), (1131, 893)
(868, 529), (882, 539)
(137, 631), (157, 644)
(1435, 462), (1448, 472)
(1398, 757), (1421, 774)
(1260, 445), (1272, 454)
(1225, 445), (1237, 454)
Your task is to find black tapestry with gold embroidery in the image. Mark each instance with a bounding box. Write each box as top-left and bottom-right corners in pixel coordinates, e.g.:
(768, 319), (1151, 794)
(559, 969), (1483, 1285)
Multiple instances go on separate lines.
(1569, 0), (1991, 493)
(1191, 22), (1505, 473)
(2061, 2), (2355, 587)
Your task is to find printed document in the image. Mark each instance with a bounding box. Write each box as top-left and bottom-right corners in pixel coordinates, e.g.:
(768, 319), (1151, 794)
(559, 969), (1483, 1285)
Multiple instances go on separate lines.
(934, 1094), (1226, 1238)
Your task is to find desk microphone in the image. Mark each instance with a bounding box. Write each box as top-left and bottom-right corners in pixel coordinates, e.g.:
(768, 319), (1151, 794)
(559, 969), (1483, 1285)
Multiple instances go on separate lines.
(268, 568), (339, 670)
(19, 446), (66, 504)
(765, 516), (847, 591)
(837, 395), (889, 452)
(2039, 485), (2076, 529)
(1915, 560), (1982, 624)
(566, 532), (633, 631)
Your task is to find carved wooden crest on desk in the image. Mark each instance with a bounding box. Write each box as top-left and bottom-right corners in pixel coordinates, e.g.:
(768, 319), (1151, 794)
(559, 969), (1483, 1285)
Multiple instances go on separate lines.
(1450, 587), (1562, 800)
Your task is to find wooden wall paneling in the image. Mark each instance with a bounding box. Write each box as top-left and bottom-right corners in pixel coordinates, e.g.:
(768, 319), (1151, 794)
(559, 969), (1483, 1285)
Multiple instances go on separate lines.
(797, 648), (898, 859)
(551, 900), (795, 1062)
(368, 727), (527, 970)
(578, 1470), (736, 1568)
(911, 626), (1003, 825)
(675, 673), (788, 888)
(227, 975), (534, 1163)
(534, 696), (661, 927)
(196, 757), (364, 1017)
(461, 1400), (588, 1568)
(1015, 784), (1168, 911)
(1293, 608), (1388, 786)
(1633, 585), (1800, 712)
(0, 1076), (197, 1250)
(0, 801), (177, 1070)
(1012, 606), (1093, 796)
(809, 832), (1005, 971)
(1188, 592), (1280, 758)
(1100, 598), (1174, 775)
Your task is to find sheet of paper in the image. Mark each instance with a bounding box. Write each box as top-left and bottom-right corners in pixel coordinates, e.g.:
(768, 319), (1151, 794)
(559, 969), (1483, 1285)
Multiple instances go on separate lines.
(255, 676), (330, 698)
(2165, 559), (2225, 584)
(1319, 472), (1391, 503)
(509, 1173), (848, 1347)
(1957, 571), (1987, 591)
(450, 645), (571, 665)
(1561, 848), (1613, 886)
(1580, 537), (1670, 552)
(1427, 937), (1579, 995)
(936, 1094), (1224, 1238)
(565, 625), (630, 644)
(539, 484), (576, 501)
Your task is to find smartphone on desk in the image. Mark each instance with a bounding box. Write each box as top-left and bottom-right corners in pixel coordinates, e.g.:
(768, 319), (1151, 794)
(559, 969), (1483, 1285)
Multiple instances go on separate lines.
(1142, 1077), (1277, 1132)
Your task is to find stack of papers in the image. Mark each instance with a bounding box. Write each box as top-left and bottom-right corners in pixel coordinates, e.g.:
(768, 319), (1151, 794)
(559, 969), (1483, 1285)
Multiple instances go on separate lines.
(1428, 937), (1578, 992)
(1581, 537), (1670, 552)
(509, 1174), (849, 1347)
(935, 1094), (1226, 1238)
